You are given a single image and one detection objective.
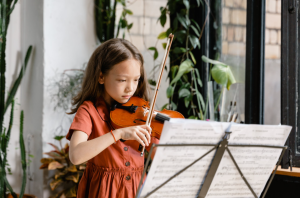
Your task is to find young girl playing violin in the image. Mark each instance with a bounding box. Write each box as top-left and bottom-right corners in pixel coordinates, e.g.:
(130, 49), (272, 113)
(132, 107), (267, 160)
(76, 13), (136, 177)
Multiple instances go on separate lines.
(66, 38), (159, 198)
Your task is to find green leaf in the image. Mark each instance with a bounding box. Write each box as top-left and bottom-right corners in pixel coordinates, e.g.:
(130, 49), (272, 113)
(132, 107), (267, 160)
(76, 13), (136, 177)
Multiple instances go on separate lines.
(171, 101), (177, 110)
(171, 65), (179, 79)
(183, 0), (190, 10)
(54, 136), (65, 141)
(191, 25), (200, 37)
(189, 35), (200, 49)
(182, 73), (189, 82)
(167, 85), (174, 98)
(173, 47), (186, 54)
(211, 64), (236, 90)
(162, 42), (167, 49)
(127, 23), (133, 30)
(201, 55), (227, 66)
(184, 94), (192, 108)
(157, 31), (167, 39)
(189, 51), (196, 64)
(120, 19), (127, 28)
(179, 88), (190, 98)
(154, 50), (158, 60)
(161, 103), (169, 110)
(203, 55), (237, 89)
(148, 79), (156, 86)
(196, 91), (205, 111)
(194, 68), (203, 87)
(166, 28), (172, 35)
(148, 47), (159, 60)
(176, 13), (188, 29)
(191, 19), (201, 32)
(4, 46), (33, 114)
(170, 59), (194, 85)
(188, 115), (198, 119)
(160, 14), (167, 27)
(125, 9), (133, 15)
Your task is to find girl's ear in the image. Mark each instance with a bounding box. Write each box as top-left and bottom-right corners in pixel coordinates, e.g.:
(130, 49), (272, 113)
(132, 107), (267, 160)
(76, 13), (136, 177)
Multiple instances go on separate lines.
(98, 72), (105, 84)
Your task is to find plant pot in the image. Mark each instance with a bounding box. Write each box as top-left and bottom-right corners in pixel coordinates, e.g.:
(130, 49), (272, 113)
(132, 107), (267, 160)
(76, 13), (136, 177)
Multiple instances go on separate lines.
(7, 194), (37, 198)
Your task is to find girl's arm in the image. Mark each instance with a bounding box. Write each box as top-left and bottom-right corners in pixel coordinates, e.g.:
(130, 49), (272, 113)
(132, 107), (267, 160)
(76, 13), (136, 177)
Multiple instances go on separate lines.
(69, 125), (151, 165)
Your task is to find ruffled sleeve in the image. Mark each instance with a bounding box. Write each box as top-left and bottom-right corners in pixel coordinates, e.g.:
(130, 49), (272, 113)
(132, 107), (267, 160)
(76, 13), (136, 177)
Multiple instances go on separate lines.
(66, 102), (93, 140)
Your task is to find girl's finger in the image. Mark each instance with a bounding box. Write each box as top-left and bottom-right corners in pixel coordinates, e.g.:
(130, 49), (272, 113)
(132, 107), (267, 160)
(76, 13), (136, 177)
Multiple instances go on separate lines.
(140, 127), (151, 143)
(136, 131), (149, 146)
(134, 133), (146, 146)
(142, 125), (152, 134)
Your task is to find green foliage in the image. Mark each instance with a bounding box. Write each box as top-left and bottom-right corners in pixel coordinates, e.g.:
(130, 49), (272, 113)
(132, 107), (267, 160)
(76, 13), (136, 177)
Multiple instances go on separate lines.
(95, 0), (134, 42)
(0, 1), (32, 197)
(201, 55), (236, 90)
(149, 0), (236, 120)
(19, 110), (26, 198)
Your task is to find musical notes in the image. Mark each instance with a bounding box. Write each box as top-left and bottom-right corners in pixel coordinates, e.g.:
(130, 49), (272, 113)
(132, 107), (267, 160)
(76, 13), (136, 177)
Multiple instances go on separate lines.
(206, 124), (291, 198)
(139, 119), (291, 198)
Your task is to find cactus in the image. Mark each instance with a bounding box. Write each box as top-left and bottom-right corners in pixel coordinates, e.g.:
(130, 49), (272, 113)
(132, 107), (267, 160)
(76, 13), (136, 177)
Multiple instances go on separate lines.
(0, 0), (32, 197)
(19, 110), (26, 198)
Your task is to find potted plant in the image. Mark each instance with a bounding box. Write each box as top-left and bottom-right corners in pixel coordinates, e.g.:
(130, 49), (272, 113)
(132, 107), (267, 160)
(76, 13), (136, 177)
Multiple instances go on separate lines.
(0, 0), (34, 197)
(40, 136), (86, 198)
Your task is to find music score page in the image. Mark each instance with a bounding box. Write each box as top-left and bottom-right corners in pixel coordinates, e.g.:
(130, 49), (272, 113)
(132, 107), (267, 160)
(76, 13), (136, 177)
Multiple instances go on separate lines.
(139, 119), (291, 198)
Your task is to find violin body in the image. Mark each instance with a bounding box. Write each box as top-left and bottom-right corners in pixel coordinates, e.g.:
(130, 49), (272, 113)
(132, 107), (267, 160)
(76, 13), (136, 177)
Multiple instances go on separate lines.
(110, 96), (184, 139)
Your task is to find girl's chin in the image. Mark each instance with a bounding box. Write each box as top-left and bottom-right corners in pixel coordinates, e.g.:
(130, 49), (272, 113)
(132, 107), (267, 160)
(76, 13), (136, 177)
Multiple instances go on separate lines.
(116, 97), (130, 104)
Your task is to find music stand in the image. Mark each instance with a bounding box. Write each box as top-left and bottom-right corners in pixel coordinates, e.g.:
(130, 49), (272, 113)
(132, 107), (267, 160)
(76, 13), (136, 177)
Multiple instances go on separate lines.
(136, 131), (287, 198)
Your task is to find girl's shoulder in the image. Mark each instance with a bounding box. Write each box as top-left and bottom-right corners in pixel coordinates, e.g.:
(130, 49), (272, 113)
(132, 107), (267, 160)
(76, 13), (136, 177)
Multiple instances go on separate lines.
(77, 98), (109, 120)
(76, 100), (95, 113)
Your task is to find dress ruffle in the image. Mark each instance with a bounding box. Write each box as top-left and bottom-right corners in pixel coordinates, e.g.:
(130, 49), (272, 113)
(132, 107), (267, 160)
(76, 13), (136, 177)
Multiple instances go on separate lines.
(77, 162), (144, 198)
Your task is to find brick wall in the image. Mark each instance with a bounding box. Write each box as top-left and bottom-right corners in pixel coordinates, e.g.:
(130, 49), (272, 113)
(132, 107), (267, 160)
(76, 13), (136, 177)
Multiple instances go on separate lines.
(222, 0), (281, 59)
(116, 0), (169, 109)
(265, 0), (281, 59)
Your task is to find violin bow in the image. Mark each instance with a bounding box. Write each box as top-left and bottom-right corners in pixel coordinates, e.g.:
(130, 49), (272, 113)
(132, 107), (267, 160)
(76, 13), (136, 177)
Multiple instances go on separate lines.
(140, 33), (174, 156)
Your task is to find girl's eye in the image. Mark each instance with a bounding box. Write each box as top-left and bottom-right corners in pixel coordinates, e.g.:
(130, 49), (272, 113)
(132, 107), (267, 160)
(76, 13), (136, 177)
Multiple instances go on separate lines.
(118, 80), (126, 82)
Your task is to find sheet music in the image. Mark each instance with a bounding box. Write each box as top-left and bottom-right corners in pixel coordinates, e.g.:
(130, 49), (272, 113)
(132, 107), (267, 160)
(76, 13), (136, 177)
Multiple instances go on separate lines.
(139, 119), (291, 198)
(206, 124), (291, 198)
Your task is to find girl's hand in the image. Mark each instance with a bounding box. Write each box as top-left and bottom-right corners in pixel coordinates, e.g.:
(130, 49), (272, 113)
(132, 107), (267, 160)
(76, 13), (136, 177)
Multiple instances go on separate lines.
(115, 125), (151, 146)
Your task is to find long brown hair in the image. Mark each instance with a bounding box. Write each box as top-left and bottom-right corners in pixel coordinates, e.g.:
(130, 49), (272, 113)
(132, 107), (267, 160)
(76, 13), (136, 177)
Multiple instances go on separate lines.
(68, 38), (149, 114)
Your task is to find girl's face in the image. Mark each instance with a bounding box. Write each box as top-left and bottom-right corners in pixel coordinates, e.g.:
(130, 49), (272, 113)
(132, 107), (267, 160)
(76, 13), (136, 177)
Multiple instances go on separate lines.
(99, 58), (141, 106)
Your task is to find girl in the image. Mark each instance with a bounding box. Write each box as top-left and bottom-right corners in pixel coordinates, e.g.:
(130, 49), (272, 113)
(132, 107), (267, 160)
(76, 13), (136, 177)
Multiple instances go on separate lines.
(66, 38), (159, 198)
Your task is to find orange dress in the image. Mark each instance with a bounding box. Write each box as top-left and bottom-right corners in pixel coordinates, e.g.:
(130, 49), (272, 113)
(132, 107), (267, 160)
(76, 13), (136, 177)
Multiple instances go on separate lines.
(66, 97), (158, 198)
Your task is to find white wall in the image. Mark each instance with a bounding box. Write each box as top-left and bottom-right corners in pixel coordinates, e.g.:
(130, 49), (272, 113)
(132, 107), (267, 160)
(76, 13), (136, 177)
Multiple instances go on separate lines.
(6, 0), (170, 197)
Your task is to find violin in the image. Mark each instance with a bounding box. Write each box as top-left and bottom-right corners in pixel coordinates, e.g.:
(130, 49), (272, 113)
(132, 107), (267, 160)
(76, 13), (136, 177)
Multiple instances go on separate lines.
(110, 96), (184, 140)
(110, 34), (184, 156)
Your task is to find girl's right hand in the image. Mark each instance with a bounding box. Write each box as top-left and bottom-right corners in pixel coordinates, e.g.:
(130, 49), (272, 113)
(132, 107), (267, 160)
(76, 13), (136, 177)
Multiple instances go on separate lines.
(115, 125), (151, 146)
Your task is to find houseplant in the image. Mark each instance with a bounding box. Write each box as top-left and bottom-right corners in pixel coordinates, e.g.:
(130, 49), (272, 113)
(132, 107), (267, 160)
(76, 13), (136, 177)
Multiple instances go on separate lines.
(0, 0), (33, 197)
(148, 0), (236, 120)
(40, 136), (86, 198)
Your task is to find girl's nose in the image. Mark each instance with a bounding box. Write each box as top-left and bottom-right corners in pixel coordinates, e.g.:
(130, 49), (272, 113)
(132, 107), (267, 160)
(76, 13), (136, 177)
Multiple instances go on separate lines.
(126, 81), (134, 92)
